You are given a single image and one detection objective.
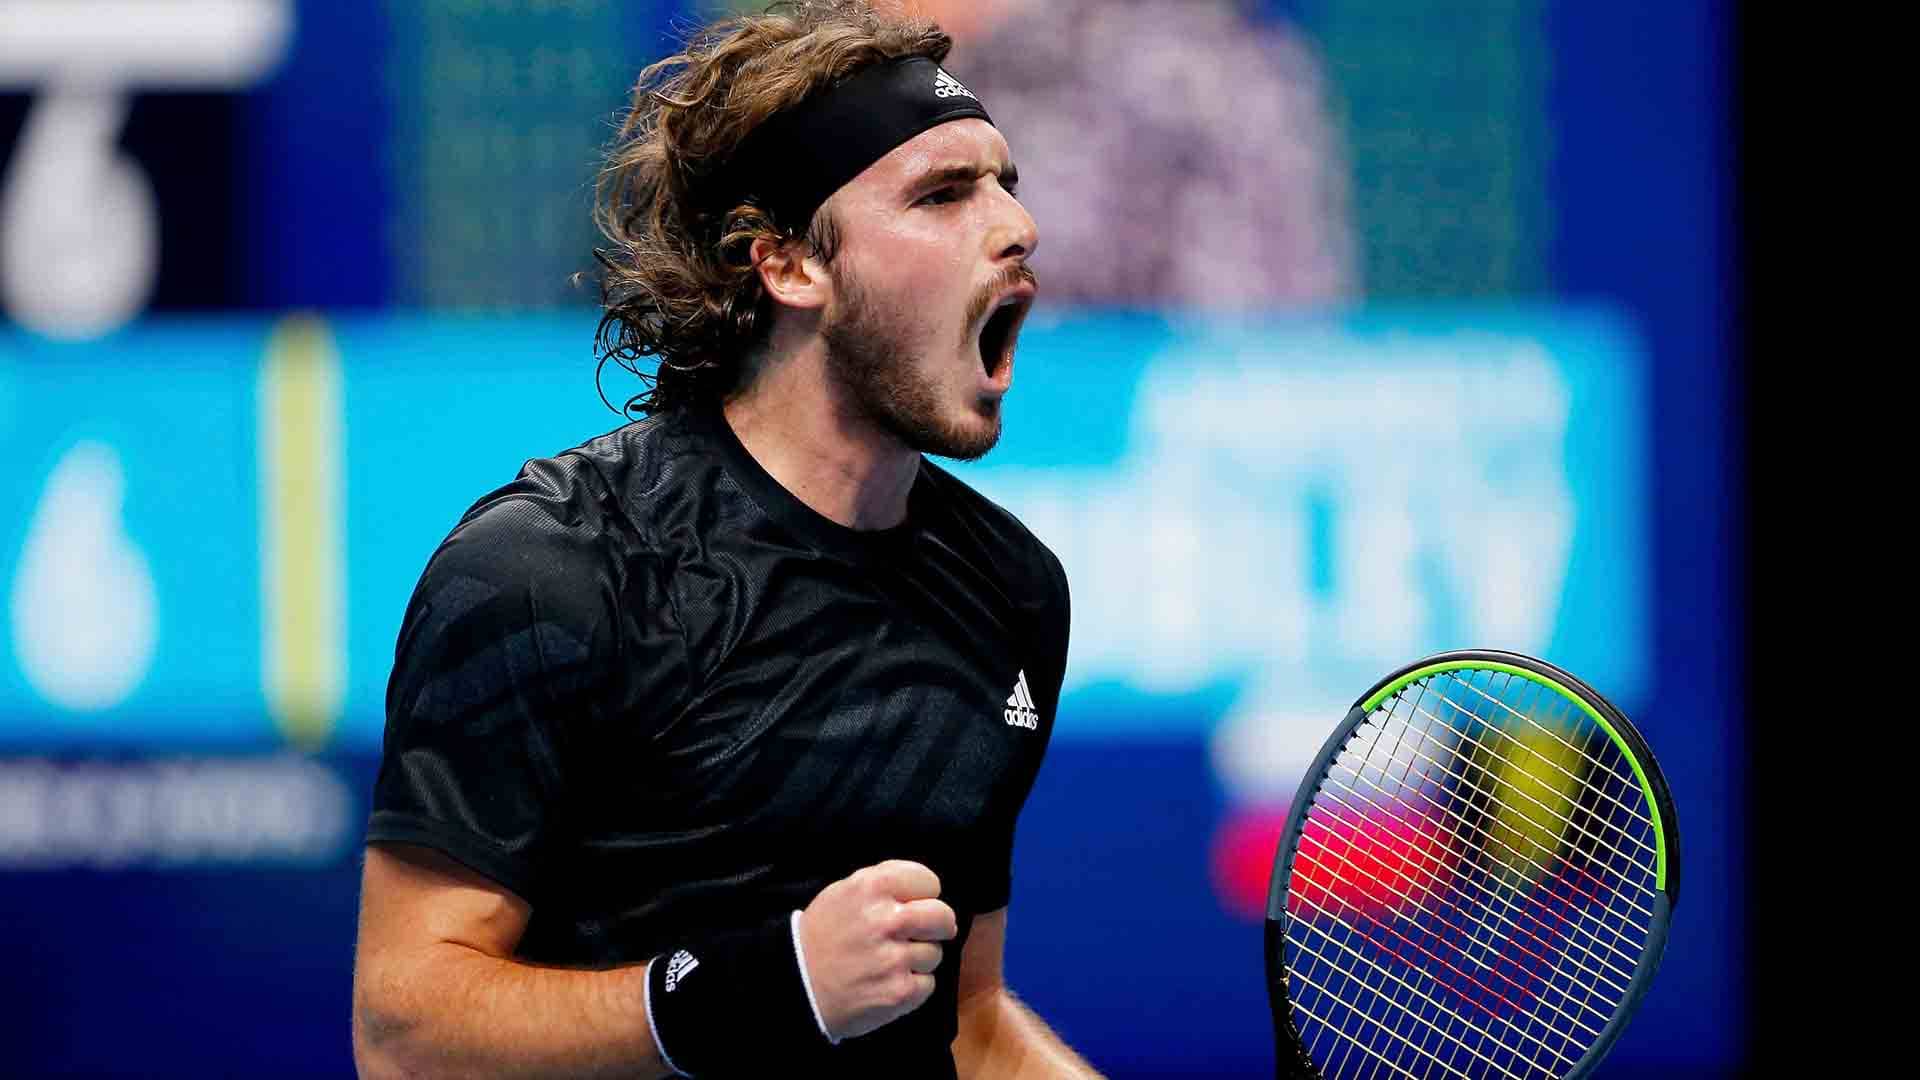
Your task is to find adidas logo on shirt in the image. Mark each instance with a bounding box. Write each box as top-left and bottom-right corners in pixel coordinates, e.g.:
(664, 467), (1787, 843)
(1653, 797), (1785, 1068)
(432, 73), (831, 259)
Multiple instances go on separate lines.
(933, 68), (978, 101)
(663, 949), (700, 992)
(1004, 670), (1040, 729)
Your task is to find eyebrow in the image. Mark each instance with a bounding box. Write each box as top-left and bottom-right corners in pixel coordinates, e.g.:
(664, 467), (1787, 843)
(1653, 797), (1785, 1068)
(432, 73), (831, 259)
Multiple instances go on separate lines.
(914, 161), (1020, 191)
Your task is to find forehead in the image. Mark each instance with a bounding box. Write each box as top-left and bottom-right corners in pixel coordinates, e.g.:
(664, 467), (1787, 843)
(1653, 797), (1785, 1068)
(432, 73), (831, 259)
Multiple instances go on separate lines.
(844, 118), (1011, 195)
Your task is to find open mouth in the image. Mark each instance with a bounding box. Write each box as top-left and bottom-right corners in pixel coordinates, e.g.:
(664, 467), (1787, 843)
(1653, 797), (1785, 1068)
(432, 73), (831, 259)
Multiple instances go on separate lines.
(978, 297), (1031, 377)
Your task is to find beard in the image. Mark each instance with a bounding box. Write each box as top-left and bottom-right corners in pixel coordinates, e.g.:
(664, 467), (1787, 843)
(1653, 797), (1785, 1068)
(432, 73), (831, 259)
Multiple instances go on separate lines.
(820, 265), (1003, 462)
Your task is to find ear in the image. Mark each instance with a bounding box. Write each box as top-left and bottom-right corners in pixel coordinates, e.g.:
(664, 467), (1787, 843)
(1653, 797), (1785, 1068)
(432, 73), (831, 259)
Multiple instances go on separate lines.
(751, 235), (830, 312)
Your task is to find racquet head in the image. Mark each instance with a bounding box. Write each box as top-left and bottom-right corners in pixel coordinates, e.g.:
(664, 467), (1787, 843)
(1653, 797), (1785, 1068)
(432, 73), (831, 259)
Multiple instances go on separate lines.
(1265, 650), (1679, 1079)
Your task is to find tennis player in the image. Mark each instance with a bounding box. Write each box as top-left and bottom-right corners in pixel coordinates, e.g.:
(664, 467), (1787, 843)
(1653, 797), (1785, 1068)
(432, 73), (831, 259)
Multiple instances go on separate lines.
(351, 2), (1091, 1077)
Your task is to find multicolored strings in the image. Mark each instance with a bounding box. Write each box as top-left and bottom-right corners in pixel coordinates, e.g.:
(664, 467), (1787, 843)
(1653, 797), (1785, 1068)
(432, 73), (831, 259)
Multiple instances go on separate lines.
(1282, 669), (1660, 1079)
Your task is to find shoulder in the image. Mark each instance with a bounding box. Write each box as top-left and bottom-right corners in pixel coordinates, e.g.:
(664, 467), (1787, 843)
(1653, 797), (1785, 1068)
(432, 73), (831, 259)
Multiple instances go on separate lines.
(437, 447), (621, 587)
(917, 459), (1068, 600)
(388, 418), (704, 731)
(436, 411), (706, 574)
(404, 418), (689, 649)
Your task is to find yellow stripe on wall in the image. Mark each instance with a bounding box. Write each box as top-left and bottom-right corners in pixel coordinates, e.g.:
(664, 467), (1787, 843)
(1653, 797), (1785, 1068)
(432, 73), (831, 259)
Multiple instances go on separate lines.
(259, 315), (345, 749)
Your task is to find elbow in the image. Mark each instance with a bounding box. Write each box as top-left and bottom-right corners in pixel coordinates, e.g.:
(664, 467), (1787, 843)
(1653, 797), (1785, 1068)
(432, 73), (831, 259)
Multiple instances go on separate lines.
(352, 969), (427, 1079)
(352, 1000), (410, 1079)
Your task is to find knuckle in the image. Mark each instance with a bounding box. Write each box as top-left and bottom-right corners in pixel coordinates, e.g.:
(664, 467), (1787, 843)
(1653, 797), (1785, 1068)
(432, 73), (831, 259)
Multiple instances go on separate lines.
(881, 901), (911, 935)
(892, 940), (918, 971)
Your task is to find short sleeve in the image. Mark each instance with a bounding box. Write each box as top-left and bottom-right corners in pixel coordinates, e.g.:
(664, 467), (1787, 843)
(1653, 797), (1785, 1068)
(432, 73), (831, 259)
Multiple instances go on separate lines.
(366, 470), (631, 901)
(1035, 548), (1071, 723)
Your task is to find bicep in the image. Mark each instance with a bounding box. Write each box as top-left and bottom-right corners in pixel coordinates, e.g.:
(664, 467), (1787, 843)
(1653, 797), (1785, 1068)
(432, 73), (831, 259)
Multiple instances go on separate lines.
(357, 841), (533, 966)
(352, 842), (534, 1066)
(957, 906), (1009, 1003)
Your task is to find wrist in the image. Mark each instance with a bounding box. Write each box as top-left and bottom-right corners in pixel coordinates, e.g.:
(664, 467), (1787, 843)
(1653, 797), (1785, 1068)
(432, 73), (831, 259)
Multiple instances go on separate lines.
(641, 956), (685, 1077)
(644, 914), (834, 1076)
(788, 909), (839, 1045)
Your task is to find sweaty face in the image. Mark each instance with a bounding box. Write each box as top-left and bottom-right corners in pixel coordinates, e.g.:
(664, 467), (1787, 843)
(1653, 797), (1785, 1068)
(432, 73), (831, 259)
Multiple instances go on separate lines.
(813, 119), (1038, 461)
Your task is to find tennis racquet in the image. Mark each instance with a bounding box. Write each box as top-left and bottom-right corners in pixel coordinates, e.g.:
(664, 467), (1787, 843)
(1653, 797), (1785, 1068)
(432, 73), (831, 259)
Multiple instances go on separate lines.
(1265, 650), (1679, 1079)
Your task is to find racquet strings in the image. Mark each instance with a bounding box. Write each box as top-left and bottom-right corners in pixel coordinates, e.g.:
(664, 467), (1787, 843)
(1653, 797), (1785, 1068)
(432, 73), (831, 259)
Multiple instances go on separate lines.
(1282, 669), (1661, 1079)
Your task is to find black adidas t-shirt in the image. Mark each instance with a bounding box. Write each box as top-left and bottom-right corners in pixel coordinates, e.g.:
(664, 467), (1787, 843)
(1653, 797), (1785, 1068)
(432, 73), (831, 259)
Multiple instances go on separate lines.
(366, 403), (1069, 1076)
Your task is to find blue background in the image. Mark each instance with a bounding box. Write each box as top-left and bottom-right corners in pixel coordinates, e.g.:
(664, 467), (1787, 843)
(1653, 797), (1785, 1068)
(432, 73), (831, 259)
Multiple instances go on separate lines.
(0, 1), (1740, 1075)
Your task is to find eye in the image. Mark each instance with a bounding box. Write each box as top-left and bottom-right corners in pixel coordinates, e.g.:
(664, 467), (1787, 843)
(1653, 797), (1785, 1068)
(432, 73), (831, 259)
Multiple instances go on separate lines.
(916, 185), (962, 207)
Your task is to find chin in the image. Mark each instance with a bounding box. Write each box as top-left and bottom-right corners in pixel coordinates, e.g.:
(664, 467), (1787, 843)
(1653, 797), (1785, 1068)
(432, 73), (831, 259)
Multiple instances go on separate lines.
(917, 404), (1002, 462)
(953, 412), (1004, 461)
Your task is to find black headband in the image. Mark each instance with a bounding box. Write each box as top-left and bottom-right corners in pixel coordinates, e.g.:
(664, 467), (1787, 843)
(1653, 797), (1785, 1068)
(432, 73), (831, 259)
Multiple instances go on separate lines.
(716, 56), (993, 231)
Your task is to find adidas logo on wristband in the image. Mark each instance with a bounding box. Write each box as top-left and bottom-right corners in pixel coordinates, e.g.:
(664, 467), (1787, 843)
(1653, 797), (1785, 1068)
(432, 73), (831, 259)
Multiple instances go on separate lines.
(648, 918), (825, 1073)
(663, 949), (700, 992)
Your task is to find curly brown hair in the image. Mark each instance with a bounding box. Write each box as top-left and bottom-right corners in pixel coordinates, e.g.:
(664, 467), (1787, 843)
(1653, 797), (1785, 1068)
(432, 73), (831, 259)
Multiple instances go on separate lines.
(589, 1), (954, 417)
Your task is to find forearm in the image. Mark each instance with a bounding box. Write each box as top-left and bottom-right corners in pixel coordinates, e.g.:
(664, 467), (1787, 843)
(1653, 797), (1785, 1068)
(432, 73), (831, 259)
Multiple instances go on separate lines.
(953, 986), (1102, 1079)
(354, 944), (672, 1080)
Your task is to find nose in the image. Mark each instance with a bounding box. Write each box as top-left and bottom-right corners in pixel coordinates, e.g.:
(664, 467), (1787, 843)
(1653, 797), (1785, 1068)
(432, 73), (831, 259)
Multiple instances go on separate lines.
(989, 186), (1039, 263)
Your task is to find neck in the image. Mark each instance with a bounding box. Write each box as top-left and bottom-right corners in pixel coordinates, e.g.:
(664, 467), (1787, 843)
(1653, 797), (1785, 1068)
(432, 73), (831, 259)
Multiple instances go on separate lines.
(721, 336), (920, 531)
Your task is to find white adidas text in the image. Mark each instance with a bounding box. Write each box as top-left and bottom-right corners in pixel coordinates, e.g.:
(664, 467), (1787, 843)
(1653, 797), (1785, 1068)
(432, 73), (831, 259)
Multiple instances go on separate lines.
(663, 949), (699, 992)
(933, 69), (977, 100)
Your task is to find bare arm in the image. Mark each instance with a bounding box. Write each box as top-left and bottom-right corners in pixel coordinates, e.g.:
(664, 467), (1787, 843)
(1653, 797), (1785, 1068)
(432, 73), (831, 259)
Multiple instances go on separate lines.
(351, 842), (674, 1080)
(951, 908), (1103, 1079)
(354, 843), (955, 1078)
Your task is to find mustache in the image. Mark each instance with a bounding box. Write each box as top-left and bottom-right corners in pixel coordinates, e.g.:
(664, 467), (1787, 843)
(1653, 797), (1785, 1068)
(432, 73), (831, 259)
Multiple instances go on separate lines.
(964, 262), (1040, 331)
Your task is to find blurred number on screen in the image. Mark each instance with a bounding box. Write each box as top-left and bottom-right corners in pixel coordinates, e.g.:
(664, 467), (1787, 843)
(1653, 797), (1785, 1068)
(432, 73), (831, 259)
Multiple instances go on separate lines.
(0, 1), (293, 339)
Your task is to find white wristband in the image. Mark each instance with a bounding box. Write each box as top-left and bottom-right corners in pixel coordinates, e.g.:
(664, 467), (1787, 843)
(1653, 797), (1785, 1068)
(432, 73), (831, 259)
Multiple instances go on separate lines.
(788, 909), (840, 1045)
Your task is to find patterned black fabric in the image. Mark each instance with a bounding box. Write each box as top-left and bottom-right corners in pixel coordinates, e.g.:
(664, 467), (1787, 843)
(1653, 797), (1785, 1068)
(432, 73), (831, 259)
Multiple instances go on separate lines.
(368, 402), (1069, 1076)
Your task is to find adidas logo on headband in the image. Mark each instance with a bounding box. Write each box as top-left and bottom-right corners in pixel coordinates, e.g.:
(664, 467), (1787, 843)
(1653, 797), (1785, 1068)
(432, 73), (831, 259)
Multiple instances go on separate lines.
(933, 68), (977, 101)
(721, 57), (993, 230)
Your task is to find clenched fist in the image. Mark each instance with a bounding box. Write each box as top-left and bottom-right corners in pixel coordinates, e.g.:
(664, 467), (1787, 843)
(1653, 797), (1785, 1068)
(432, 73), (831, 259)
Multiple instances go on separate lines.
(796, 860), (958, 1041)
